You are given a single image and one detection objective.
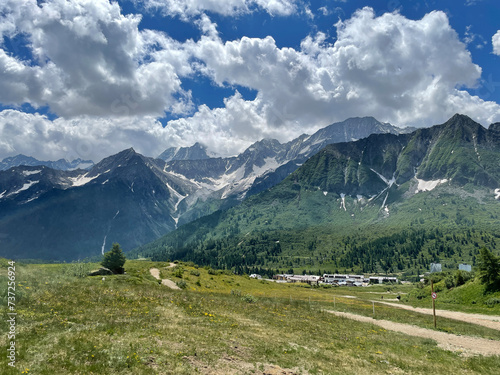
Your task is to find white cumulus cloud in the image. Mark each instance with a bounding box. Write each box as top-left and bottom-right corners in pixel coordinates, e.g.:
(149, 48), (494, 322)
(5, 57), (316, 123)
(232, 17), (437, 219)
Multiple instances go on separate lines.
(139, 0), (299, 18)
(0, 0), (194, 118)
(493, 30), (500, 55)
(0, 110), (173, 162)
(169, 7), (500, 152)
(1, 3), (500, 162)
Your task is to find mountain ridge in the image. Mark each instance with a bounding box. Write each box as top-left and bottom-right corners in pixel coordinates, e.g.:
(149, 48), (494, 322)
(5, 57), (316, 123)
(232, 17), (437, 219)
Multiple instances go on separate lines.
(1, 114), (489, 262)
(0, 154), (94, 171)
(132, 114), (500, 274)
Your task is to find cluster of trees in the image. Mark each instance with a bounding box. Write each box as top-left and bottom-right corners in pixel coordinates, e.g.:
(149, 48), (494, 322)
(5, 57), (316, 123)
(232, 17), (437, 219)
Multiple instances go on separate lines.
(145, 225), (500, 277)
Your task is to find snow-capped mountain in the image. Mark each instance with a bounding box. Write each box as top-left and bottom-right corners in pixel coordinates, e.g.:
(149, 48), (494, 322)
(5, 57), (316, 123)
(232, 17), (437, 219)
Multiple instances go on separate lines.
(158, 142), (217, 162)
(134, 114), (500, 270)
(0, 117), (411, 261)
(0, 154), (94, 171)
(0, 148), (201, 260)
(162, 117), (413, 219)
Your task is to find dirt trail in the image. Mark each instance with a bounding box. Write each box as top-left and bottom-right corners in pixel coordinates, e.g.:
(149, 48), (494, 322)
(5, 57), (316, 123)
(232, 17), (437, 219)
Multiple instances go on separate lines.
(327, 310), (500, 356)
(150, 266), (180, 290)
(372, 300), (500, 331)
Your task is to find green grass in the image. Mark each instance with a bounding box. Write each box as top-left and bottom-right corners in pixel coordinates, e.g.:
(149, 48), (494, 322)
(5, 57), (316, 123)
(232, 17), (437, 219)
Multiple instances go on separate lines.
(1, 261), (499, 374)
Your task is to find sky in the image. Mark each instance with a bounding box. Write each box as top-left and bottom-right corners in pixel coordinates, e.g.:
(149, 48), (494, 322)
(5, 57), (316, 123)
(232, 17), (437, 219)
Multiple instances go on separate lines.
(0, 0), (500, 162)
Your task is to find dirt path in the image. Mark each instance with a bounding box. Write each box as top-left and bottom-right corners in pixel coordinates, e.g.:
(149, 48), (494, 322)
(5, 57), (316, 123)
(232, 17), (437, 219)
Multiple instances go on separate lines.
(327, 310), (500, 356)
(372, 300), (500, 331)
(150, 267), (181, 290)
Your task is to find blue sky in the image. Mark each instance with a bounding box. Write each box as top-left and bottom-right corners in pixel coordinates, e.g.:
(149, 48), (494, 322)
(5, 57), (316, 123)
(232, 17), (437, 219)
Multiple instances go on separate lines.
(0, 0), (499, 162)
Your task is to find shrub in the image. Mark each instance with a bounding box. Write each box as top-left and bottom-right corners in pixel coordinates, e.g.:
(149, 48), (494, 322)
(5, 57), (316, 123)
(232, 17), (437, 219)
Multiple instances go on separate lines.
(241, 294), (257, 303)
(444, 275), (455, 289)
(176, 280), (187, 289)
(485, 297), (500, 307)
(190, 270), (200, 276)
(195, 280), (201, 286)
(173, 266), (184, 278)
(230, 289), (242, 296)
(454, 270), (473, 287)
(207, 268), (219, 275)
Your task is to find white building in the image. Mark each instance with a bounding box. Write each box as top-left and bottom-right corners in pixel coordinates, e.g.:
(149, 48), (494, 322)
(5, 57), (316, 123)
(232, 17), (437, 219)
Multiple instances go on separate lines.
(459, 264), (472, 272)
(369, 276), (398, 284)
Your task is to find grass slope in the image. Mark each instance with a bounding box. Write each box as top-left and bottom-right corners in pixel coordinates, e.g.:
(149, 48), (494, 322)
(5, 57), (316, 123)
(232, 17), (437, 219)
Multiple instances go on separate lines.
(1, 260), (499, 374)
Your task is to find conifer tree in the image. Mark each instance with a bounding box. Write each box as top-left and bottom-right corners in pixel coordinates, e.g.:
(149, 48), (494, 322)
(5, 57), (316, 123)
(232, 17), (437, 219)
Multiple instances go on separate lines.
(477, 247), (500, 290)
(102, 243), (126, 274)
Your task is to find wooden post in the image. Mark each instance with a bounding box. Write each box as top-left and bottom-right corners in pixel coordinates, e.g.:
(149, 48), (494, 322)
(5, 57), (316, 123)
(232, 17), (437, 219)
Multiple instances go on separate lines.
(431, 280), (437, 328)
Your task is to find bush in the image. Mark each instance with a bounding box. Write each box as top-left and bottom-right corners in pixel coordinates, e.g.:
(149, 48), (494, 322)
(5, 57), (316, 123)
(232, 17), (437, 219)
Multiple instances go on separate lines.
(485, 297), (500, 307)
(102, 243), (126, 274)
(207, 268), (219, 275)
(176, 280), (187, 289)
(454, 270), (473, 287)
(241, 294), (257, 303)
(173, 266), (184, 278)
(444, 275), (455, 289)
(190, 270), (200, 276)
(230, 289), (241, 296)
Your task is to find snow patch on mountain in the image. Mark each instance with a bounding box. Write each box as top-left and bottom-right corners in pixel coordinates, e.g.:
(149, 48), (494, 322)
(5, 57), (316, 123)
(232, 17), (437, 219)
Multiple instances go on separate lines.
(166, 183), (188, 221)
(381, 191), (389, 210)
(299, 145), (311, 155)
(22, 170), (42, 176)
(252, 157), (280, 176)
(370, 168), (396, 187)
(101, 235), (107, 255)
(340, 193), (346, 211)
(415, 179), (448, 193)
(69, 173), (100, 187)
(7, 180), (39, 197)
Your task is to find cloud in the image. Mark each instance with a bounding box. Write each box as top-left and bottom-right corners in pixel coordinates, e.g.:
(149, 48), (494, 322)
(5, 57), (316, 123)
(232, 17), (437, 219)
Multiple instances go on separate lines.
(0, 110), (173, 161)
(171, 7), (500, 150)
(0, 0), (193, 118)
(1, 3), (500, 162)
(493, 31), (500, 55)
(139, 0), (299, 18)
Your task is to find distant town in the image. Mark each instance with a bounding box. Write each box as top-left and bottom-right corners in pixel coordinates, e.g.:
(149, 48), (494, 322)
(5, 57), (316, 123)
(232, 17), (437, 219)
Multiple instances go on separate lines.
(247, 263), (474, 287)
(251, 273), (400, 286)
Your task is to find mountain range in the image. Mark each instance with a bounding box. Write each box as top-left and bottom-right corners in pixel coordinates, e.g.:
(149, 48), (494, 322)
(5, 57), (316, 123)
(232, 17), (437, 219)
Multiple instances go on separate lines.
(0, 117), (411, 260)
(0, 154), (94, 171)
(132, 114), (500, 275)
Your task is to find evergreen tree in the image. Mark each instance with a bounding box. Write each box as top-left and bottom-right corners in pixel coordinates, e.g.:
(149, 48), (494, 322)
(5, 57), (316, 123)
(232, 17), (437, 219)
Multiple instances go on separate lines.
(102, 243), (126, 274)
(477, 247), (500, 290)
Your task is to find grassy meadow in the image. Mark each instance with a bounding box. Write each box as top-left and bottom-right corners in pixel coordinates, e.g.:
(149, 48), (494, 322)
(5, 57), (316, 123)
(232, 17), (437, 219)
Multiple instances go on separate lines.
(1, 260), (500, 374)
